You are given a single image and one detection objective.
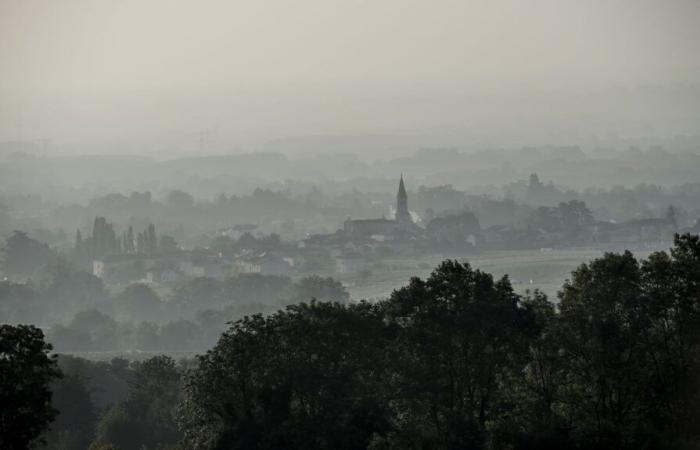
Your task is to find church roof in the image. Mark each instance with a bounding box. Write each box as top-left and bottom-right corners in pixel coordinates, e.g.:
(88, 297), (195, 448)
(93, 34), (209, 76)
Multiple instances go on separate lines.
(398, 174), (407, 198)
(347, 218), (395, 225)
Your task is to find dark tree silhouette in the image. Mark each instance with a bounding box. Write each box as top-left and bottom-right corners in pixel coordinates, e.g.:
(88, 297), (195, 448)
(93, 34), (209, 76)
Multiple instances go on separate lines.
(0, 325), (62, 449)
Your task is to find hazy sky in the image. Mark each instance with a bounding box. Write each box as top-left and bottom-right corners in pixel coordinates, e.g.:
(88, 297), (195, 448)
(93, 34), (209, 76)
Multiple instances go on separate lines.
(1, 0), (699, 149)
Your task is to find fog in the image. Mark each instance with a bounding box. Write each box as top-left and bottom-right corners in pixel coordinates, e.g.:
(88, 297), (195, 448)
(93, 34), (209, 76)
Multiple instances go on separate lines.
(3, 2), (700, 449)
(2, 0), (700, 153)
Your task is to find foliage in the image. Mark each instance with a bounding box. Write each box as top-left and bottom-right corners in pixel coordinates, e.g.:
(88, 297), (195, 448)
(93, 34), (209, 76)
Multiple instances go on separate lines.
(0, 325), (62, 449)
(178, 236), (700, 449)
(114, 283), (162, 322)
(42, 374), (97, 450)
(381, 260), (531, 448)
(425, 211), (481, 249)
(179, 301), (389, 449)
(291, 275), (350, 303)
(7, 235), (700, 450)
(1, 230), (56, 277)
(94, 356), (182, 449)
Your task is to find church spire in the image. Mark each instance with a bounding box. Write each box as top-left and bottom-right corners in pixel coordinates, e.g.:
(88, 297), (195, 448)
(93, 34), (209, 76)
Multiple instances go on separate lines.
(396, 174), (411, 223)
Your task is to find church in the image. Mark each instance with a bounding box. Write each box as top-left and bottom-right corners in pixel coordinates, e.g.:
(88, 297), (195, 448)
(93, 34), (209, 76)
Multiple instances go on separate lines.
(343, 176), (421, 238)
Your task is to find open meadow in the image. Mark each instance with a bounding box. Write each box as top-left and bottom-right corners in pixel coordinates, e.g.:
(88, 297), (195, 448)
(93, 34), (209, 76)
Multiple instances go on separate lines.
(344, 246), (658, 301)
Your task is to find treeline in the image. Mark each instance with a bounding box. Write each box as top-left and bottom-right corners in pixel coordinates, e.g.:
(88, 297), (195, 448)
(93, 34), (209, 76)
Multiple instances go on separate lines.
(8, 175), (700, 253)
(47, 309), (224, 353)
(427, 174), (700, 227)
(421, 199), (597, 250)
(74, 217), (161, 264)
(181, 235), (700, 449)
(50, 187), (331, 246)
(1, 233), (348, 326)
(3, 235), (700, 449)
(44, 274), (349, 353)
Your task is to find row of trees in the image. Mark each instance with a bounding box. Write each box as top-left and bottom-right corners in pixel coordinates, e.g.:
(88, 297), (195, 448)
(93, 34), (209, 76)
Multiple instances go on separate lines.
(425, 199), (598, 250)
(1, 252), (349, 331)
(74, 218), (161, 265)
(415, 175), (700, 229)
(48, 308), (243, 353)
(43, 275), (350, 352)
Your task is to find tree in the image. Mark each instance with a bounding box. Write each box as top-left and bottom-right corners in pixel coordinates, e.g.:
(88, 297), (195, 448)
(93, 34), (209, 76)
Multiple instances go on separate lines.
(90, 217), (119, 259)
(666, 205), (678, 227)
(51, 310), (119, 352)
(172, 277), (225, 314)
(159, 235), (179, 253)
(382, 260), (532, 448)
(179, 301), (389, 449)
(528, 173), (544, 193)
(92, 406), (138, 450)
(159, 320), (201, 351)
(502, 291), (572, 449)
(91, 357), (182, 449)
(45, 264), (109, 321)
(425, 211), (480, 249)
(525, 200), (594, 246)
(291, 275), (349, 303)
(137, 231), (146, 254)
(114, 283), (161, 322)
(74, 229), (83, 262)
(639, 234), (700, 440)
(43, 374), (97, 450)
(133, 321), (160, 351)
(0, 201), (13, 235)
(136, 224), (158, 255)
(0, 280), (42, 324)
(557, 251), (647, 447)
(125, 226), (135, 253)
(1, 230), (55, 277)
(88, 443), (119, 450)
(167, 189), (195, 208)
(223, 274), (294, 306)
(664, 205), (687, 229)
(0, 325), (62, 449)
(147, 224), (157, 255)
(557, 200), (594, 232)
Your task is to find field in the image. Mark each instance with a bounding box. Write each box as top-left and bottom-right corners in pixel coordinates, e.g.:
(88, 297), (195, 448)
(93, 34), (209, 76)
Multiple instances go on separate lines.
(343, 247), (656, 302)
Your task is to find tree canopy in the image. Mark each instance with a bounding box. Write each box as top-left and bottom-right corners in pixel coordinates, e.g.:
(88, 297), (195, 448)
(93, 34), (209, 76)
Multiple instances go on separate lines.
(4, 235), (700, 449)
(0, 325), (62, 449)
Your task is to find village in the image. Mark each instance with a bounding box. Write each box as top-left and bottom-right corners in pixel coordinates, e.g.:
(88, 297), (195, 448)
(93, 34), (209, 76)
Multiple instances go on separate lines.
(88, 176), (692, 295)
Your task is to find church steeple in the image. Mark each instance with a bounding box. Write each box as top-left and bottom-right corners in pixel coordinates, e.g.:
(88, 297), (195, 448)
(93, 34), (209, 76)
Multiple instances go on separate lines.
(396, 174), (411, 223)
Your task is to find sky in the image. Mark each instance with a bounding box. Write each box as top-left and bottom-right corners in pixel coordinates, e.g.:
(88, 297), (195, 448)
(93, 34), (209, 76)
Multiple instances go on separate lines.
(1, 0), (699, 151)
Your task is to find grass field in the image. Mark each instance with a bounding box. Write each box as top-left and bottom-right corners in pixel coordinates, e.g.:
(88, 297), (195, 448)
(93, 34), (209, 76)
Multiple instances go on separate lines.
(344, 247), (655, 302)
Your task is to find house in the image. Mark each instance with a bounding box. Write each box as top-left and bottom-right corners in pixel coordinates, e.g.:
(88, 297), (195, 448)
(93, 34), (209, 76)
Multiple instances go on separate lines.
(92, 254), (150, 279)
(146, 264), (182, 284)
(233, 259), (261, 275)
(191, 262), (227, 279)
(93, 260), (105, 278)
(233, 253), (294, 276)
(335, 256), (366, 274)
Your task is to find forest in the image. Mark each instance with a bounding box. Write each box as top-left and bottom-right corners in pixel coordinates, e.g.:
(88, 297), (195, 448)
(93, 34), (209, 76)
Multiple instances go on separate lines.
(2, 234), (699, 450)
